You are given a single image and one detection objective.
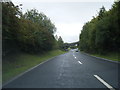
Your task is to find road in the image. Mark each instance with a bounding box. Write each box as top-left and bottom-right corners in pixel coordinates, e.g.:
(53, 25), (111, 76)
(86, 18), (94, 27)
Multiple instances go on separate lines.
(3, 49), (119, 89)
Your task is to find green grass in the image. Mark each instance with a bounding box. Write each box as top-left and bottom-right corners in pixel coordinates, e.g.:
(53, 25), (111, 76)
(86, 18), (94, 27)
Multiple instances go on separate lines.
(3, 50), (66, 83)
(80, 50), (120, 62)
(91, 52), (120, 62)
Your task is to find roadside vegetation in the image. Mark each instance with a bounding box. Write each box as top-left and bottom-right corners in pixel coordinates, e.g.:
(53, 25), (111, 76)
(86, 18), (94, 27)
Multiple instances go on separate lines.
(91, 52), (120, 62)
(2, 2), (67, 83)
(81, 51), (119, 62)
(2, 2), (57, 54)
(79, 2), (120, 61)
(3, 50), (65, 83)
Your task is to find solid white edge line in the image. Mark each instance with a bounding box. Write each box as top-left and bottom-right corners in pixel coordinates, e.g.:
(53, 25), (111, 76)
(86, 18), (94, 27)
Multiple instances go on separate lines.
(78, 61), (82, 64)
(94, 75), (115, 90)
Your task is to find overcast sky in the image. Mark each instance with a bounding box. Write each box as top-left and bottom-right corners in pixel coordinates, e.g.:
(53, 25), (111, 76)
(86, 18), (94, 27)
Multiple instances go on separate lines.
(12, 0), (114, 43)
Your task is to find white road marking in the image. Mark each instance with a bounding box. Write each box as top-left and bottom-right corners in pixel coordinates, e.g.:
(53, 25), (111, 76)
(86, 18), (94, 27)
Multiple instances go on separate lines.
(73, 53), (76, 59)
(78, 61), (82, 64)
(94, 75), (115, 90)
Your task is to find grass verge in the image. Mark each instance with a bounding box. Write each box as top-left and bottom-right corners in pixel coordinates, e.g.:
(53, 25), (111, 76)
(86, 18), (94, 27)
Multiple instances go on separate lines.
(3, 50), (66, 83)
(91, 52), (120, 62)
(80, 50), (120, 62)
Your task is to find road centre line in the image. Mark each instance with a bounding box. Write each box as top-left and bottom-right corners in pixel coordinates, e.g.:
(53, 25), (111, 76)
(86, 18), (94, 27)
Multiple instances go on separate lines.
(94, 75), (115, 90)
(73, 54), (75, 56)
(73, 54), (76, 59)
(78, 61), (82, 64)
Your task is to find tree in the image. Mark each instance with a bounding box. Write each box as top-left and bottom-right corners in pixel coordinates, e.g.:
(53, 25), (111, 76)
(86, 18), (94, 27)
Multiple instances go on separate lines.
(18, 9), (57, 52)
(2, 2), (21, 55)
(98, 6), (106, 20)
(2, 2), (58, 55)
(79, 2), (120, 54)
(23, 9), (56, 34)
(58, 36), (64, 50)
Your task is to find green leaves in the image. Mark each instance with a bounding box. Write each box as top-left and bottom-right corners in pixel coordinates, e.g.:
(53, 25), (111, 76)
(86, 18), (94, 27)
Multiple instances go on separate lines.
(2, 2), (57, 55)
(79, 2), (120, 54)
(23, 9), (56, 34)
(57, 36), (64, 50)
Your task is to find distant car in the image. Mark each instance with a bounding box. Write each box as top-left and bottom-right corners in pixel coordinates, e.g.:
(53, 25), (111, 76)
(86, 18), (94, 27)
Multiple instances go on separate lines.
(76, 50), (78, 52)
(65, 49), (68, 51)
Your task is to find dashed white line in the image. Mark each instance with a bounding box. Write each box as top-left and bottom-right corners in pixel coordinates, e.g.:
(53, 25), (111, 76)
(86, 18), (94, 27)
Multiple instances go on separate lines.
(78, 61), (82, 64)
(73, 54), (76, 59)
(94, 75), (115, 90)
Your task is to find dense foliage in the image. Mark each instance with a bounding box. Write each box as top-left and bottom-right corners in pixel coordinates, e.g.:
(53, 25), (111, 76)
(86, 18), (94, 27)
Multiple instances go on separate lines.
(2, 2), (58, 55)
(57, 36), (64, 50)
(79, 2), (120, 54)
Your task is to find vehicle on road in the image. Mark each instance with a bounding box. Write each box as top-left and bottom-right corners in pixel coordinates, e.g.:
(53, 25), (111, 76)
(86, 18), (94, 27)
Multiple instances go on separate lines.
(76, 50), (78, 52)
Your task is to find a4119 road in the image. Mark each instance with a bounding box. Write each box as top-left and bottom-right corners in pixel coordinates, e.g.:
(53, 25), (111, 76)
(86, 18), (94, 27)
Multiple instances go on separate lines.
(3, 49), (119, 89)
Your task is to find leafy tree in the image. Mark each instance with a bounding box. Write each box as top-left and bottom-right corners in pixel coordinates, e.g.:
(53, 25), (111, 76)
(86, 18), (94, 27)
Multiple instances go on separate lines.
(2, 2), (58, 55)
(2, 2), (21, 55)
(79, 1), (120, 54)
(98, 6), (106, 20)
(23, 9), (56, 34)
(58, 36), (64, 50)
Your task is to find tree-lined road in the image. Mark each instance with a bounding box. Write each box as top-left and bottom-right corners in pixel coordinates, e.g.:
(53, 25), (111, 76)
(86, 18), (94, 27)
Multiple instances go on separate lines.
(3, 50), (119, 89)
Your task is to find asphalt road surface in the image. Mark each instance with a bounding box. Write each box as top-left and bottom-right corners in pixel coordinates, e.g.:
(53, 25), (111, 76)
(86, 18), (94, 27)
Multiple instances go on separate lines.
(3, 49), (119, 89)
